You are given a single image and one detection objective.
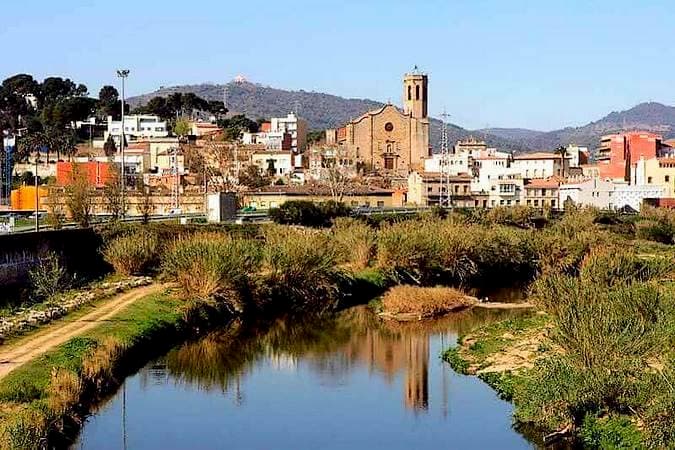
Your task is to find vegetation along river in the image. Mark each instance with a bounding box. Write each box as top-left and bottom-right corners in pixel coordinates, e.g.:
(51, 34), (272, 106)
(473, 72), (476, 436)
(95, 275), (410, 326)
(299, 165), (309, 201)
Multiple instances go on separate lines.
(71, 305), (536, 449)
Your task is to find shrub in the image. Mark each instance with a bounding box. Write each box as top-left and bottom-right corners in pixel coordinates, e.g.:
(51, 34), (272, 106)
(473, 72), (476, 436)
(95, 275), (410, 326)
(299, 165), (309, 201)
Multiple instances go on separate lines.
(29, 252), (71, 302)
(381, 285), (475, 317)
(269, 200), (351, 227)
(260, 225), (349, 312)
(162, 233), (262, 312)
(484, 206), (540, 228)
(580, 414), (644, 450)
(103, 231), (159, 275)
(635, 220), (674, 244)
(579, 247), (674, 286)
(331, 217), (376, 269)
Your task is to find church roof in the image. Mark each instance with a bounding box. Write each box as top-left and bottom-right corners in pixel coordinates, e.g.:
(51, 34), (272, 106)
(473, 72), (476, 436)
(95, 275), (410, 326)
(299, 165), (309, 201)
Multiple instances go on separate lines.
(348, 104), (408, 126)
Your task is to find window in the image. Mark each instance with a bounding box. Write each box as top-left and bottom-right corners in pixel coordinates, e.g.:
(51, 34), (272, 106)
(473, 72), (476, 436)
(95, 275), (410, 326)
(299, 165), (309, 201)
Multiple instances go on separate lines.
(416, 85), (420, 100)
(648, 176), (653, 184)
(541, 189), (546, 197)
(377, 201), (385, 208)
(551, 199), (556, 208)
(427, 187), (433, 192)
(527, 200), (532, 206)
(666, 175), (670, 182)
(534, 200), (539, 206)
(407, 85), (412, 101)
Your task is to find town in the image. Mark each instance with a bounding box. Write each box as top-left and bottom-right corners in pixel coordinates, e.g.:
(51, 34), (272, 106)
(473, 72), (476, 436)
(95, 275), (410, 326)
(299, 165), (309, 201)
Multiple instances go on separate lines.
(2, 70), (674, 231)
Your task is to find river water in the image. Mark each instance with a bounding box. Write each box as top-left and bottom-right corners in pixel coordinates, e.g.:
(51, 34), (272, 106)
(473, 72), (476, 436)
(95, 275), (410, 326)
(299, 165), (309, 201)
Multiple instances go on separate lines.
(71, 306), (536, 450)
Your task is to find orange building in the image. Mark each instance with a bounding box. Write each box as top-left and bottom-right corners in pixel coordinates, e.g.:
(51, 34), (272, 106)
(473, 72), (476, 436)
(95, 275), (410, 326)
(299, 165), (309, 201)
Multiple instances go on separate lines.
(10, 186), (49, 211)
(596, 132), (664, 180)
(56, 161), (113, 188)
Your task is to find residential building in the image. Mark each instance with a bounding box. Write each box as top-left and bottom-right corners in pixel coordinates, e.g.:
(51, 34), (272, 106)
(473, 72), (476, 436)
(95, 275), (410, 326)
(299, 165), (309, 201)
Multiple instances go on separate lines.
(613, 183), (664, 211)
(511, 152), (569, 179)
(240, 185), (404, 210)
(190, 121), (221, 138)
(566, 144), (589, 168)
(634, 157), (675, 197)
(423, 152), (471, 175)
(485, 173), (524, 208)
(307, 144), (358, 181)
(103, 114), (168, 146)
(559, 178), (614, 210)
(251, 150), (294, 177)
(407, 172), (473, 207)
(523, 178), (561, 209)
(595, 132), (668, 181)
(271, 113), (308, 154)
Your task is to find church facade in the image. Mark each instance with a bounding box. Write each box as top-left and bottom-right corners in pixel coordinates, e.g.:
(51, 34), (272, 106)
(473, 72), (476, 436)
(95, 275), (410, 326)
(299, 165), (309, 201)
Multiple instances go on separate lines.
(336, 71), (430, 176)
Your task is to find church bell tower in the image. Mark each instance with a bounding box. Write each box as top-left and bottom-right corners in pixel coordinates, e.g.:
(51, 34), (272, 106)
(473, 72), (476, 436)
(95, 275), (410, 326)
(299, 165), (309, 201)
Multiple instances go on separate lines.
(403, 67), (428, 119)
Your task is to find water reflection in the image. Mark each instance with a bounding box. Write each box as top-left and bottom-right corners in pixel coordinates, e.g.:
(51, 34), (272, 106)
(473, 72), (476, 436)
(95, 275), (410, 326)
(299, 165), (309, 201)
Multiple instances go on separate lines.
(148, 307), (526, 414)
(73, 306), (535, 450)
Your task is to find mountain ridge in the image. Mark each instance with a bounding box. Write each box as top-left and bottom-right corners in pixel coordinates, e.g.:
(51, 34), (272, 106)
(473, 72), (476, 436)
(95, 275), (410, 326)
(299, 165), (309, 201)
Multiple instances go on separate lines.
(129, 83), (675, 152)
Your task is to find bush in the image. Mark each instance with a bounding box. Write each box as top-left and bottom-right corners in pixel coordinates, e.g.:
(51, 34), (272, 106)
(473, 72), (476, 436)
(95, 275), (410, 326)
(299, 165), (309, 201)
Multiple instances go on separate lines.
(162, 233), (262, 312)
(483, 206), (540, 228)
(381, 285), (475, 317)
(269, 200), (351, 227)
(103, 231), (159, 275)
(29, 252), (71, 302)
(260, 225), (349, 312)
(331, 217), (376, 269)
(635, 220), (674, 244)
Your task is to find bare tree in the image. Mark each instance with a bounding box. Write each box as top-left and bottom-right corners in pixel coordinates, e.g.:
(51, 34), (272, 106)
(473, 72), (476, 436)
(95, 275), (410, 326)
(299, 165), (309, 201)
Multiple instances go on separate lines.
(139, 184), (153, 224)
(45, 186), (66, 229)
(323, 146), (353, 202)
(65, 165), (93, 227)
(103, 163), (124, 220)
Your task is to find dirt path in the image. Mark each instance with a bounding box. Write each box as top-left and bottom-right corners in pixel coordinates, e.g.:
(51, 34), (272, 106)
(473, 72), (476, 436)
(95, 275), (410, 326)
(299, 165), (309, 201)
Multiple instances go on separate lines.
(0, 283), (168, 380)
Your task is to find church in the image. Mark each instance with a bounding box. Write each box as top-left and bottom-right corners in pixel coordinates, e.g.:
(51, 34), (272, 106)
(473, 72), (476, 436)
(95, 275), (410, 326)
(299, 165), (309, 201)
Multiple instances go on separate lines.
(336, 70), (431, 176)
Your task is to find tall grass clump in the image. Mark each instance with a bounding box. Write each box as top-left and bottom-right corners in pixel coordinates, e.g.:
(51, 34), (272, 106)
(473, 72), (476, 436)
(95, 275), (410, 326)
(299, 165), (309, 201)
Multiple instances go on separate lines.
(162, 233), (262, 312)
(483, 205), (541, 228)
(331, 217), (376, 269)
(260, 225), (349, 312)
(376, 218), (537, 286)
(381, 285), (476, 317)
(518, 247), (670, 435)
(103, 231), (159, 275)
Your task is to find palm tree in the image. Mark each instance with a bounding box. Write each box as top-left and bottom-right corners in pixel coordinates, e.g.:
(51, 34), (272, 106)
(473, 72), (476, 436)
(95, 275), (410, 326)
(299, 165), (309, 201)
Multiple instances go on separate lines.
(556, 145), (568, 178)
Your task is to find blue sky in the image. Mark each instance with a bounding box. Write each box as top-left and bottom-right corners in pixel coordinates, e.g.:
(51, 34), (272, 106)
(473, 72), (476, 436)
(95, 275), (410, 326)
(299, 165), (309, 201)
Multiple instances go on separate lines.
(1, 0), (673, 130)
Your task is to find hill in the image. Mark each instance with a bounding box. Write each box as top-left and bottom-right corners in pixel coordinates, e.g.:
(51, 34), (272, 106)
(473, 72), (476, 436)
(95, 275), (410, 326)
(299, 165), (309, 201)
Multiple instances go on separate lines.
(128, 81), (532, 152)
(479, 102), (675, 150)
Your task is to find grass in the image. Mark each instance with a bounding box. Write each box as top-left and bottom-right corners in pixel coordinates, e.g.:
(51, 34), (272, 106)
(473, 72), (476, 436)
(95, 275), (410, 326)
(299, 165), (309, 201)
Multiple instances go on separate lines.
(381, 285), (475, 317)
(102, 231), (159, 275)
(0, 291), (184, 449)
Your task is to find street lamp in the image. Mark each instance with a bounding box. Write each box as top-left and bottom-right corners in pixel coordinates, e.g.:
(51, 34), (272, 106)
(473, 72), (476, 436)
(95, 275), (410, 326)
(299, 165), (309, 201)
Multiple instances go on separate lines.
(116, 69), (130, 218)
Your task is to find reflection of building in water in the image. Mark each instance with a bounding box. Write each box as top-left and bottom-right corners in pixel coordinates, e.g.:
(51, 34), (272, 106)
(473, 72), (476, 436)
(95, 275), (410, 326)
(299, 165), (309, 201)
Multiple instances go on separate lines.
(338, 320), (431, 412)
(404, 334), (429, 411)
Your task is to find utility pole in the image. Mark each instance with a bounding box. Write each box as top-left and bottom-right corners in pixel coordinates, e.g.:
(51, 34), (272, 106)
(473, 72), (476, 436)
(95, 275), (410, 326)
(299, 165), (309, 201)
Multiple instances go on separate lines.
(34, 153), (39, 232)
(440, 111), (452, 208)
(116, 69), (130, 219)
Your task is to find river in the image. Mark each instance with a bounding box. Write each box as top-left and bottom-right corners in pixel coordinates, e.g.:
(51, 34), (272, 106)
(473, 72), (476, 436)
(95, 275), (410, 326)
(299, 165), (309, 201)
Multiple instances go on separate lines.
(71, 306), (536, 449)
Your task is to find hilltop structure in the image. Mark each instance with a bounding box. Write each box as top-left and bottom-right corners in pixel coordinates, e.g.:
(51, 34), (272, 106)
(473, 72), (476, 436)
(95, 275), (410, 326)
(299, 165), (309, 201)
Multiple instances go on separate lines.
(333, 70), (430, 176)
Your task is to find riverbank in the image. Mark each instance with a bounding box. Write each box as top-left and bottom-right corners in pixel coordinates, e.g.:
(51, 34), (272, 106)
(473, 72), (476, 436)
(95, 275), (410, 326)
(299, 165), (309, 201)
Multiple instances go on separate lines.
(0, 289), (197, 448)
(444, 240), (675, 449)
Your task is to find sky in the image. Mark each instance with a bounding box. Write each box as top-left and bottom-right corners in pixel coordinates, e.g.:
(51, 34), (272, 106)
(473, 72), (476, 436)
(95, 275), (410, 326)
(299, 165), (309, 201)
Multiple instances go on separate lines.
(1, 0), (673, 131)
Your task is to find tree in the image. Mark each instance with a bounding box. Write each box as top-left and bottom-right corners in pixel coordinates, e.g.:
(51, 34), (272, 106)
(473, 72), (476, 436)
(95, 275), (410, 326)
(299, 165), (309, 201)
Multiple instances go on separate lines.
(103, 135), (117, 158)
(238, 165), (269, 188)
(98, 85), (119, 117)
(217, 114), (259, 141)
(307, 130), (324, 145)
(65, 165), (93, 227)
(45, 186), (66, 230)
(173, 117), (191, 138)
(323, 146), (351, 202)
(103, 163), (124, 220)
(139, 184), (153, 224)
(556, 146), (568, 178)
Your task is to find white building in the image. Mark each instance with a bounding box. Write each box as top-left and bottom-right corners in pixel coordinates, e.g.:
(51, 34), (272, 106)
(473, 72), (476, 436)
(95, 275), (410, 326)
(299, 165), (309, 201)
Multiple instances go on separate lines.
(566, 145), (588, 168)
(613, 183), (663, 212)
(559, 178), (663, 212)
(104, 115), (168, 146)
(271, 113), (308, 154)
(251, 150), (294, 177)
(511, 152), (569, 179)
(423, 152), (471, 175)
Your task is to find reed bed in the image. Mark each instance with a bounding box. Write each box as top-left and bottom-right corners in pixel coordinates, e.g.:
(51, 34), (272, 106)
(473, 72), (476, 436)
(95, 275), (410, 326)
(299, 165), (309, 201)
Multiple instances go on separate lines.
(381, 285), (476, 317)
(103, 231), (159, 275)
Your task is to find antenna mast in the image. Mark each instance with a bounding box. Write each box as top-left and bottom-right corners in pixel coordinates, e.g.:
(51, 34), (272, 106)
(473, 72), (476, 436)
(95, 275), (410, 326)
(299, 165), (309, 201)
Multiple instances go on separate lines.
(440, 111), (452, 208)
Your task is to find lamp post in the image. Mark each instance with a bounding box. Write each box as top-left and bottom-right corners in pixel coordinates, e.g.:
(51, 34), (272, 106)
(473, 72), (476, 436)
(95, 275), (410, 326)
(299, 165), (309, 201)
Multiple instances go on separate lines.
(116, 69), (130, 219)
